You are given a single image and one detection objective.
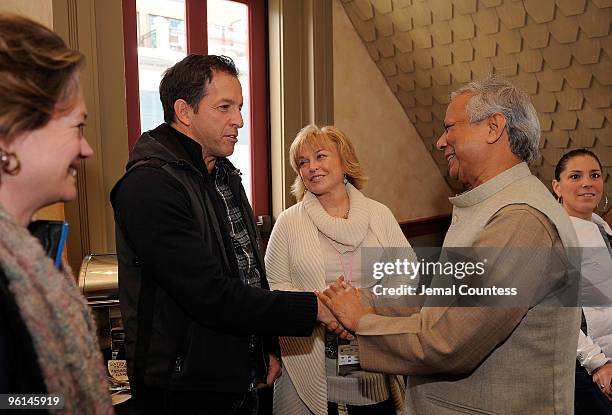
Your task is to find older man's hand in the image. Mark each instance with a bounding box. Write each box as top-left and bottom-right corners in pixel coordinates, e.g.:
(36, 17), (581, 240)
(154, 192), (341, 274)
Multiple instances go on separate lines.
(316, 276), (374, 331)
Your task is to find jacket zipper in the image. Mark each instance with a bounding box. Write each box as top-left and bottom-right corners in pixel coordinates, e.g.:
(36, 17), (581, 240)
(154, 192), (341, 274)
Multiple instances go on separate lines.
(174, 355), (183, 374)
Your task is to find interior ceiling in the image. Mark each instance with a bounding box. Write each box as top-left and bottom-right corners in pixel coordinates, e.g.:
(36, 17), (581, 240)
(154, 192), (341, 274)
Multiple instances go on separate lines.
(340, 0), (612, 199)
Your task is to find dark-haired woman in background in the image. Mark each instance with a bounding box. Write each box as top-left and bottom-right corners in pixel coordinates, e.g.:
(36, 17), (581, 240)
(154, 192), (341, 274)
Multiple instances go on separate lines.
(0, 14), (112, 414)
(553, 149), (612, 415)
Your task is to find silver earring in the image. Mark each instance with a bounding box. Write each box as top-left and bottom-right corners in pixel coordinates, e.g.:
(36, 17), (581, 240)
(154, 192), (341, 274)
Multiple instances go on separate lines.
(343, 175), (348, 185)
(300, 175), (308, 194)
(556, 195), (563, 204)
(598, 195), (609, 212)
(0, 149), (20, 184)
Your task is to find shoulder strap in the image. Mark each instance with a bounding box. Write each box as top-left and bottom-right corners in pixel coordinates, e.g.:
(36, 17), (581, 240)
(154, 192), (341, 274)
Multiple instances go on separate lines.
(596, 224), (612, 251)
(111, 157), (167, 207)
(158, 164), (231, 271)
(126, 157), (166, 172)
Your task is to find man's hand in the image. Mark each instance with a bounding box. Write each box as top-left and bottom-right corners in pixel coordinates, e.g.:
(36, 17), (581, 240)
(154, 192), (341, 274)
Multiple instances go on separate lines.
(316, 276), (374, 331)
(316, 297), (354, 340)
(593, 363), (612, 400)
(263, 353), (282, 388)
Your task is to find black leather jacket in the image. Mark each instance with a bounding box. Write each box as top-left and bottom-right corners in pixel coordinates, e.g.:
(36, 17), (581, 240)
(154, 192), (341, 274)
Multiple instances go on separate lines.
(111, 124), (316, 394)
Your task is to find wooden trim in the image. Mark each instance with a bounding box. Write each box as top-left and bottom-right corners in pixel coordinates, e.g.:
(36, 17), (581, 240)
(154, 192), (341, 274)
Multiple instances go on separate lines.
(249, 0), (270, 217)
(186, 0), (207, 54)
(311, 0), (333, 126)
(400, 214), (451, 238)
(68, 0), (91, 263)
(93, 0), (131, 255)
(268, 0), (335, 217)
(53, 0), (90, 272)
(54, 0), (127, 271)
(121, 0), (141, 151)
(66, 0), (79, 47)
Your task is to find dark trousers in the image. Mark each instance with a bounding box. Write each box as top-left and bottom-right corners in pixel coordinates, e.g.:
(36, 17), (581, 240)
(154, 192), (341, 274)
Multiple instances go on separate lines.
(257, 386), (272, 415)
(327, 399), (396, 415)
(131, 386), (258, 415)
(575, 361), (612, 415)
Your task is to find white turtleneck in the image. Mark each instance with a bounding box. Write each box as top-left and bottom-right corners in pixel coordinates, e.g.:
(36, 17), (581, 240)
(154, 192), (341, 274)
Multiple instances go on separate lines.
(265, 183), (412, 415)
(302, 184), (382, 288)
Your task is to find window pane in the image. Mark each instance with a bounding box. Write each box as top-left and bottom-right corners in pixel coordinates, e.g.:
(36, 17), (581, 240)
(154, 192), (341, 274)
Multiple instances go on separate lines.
(136, 0), (187, 132)
(207, 0), (251, 202)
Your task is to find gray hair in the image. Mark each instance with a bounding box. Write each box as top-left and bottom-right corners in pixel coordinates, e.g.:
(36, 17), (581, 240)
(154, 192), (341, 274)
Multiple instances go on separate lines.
(451, 76), (540, 163)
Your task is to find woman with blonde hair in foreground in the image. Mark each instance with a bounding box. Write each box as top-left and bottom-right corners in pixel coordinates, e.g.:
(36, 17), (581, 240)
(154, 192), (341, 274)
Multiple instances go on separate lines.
(0, 14), (112, 414)
(266, 125), (411, 415)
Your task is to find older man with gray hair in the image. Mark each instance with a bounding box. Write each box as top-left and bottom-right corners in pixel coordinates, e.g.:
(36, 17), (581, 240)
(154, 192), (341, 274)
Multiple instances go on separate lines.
(318, 76), (581, 414)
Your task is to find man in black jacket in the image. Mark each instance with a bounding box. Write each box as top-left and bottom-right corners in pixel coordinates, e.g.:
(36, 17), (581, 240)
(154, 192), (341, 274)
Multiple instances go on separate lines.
(111, 55), (338, 414)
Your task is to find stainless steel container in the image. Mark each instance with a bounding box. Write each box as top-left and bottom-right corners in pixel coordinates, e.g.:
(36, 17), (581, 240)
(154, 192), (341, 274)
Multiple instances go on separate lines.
(79, 254), (130, 404)
(78, 254), (122, 351)
(78, 254), (119, 307)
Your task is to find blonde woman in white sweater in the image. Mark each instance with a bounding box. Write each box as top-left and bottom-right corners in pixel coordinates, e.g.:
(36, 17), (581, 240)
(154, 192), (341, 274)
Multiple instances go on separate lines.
(265, 125), (410, 415)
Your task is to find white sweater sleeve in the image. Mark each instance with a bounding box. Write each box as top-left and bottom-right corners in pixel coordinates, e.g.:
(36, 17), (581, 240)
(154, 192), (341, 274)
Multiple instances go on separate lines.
(264, 212), (299, 292)
(371, 204), (419, 297)
(577, 329), (609, 374)
(382, 204), (418, 275)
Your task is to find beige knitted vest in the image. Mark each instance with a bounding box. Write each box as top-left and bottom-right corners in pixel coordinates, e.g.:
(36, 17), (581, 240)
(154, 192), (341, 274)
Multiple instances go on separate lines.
(407, 163), (581, 415)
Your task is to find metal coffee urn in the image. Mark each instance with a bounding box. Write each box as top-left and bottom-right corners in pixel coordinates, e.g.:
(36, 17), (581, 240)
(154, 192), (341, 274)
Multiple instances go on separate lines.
(78, 254), (131, 408)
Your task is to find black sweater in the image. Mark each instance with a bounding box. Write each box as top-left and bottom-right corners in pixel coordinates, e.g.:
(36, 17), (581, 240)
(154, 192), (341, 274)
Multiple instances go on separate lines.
(0, 268), (47, 395)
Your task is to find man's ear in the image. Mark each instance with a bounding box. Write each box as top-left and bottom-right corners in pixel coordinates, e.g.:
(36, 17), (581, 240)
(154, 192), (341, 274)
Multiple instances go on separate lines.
(552, 179), (561, 199)
(486, 112), (507, 144)
(174, 99), (192, 126)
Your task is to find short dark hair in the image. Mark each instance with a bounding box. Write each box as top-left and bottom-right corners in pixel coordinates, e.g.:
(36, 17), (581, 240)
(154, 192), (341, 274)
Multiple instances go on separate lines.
(554, 148), (603, 180)
(0, 13), (84, 142)
(159, 54), (239, 124)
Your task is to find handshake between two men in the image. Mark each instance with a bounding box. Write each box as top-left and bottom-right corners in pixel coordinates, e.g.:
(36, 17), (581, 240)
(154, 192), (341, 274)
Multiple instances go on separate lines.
(316, 275), (369, 338)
